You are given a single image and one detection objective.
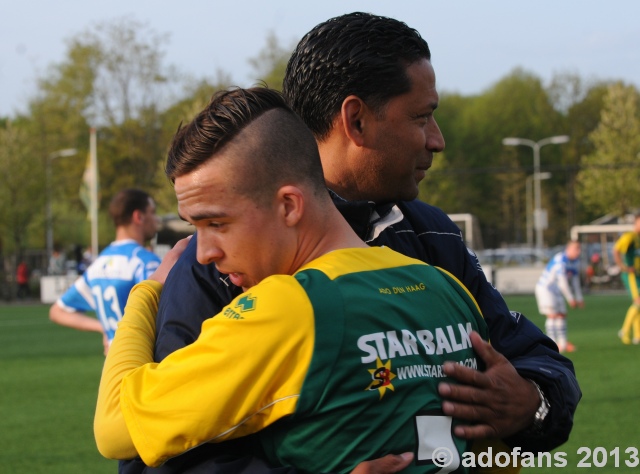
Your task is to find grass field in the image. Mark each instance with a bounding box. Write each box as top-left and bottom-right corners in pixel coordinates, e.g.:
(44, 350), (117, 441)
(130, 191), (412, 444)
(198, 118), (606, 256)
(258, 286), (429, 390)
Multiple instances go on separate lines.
(0, 294), (637, 473)
(0, 303), (116, 473)
(502, 293), (640, 473)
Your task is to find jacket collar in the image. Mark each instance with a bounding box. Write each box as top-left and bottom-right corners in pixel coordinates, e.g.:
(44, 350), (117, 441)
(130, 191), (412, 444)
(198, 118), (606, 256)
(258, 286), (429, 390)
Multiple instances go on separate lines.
(328, 189), (396, 240)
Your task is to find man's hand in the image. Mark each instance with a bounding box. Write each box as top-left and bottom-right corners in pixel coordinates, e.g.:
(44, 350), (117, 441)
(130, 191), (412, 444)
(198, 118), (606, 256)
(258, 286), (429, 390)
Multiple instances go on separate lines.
(350, 453), (414, 474)
(438, 331), (539, 439)
(149, 235), (192, 284)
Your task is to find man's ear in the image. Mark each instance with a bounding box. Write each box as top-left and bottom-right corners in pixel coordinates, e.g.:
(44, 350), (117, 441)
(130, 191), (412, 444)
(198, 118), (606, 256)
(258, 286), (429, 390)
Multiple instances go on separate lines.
(277, 185), (305, 227)
(131, 209), (144, 225)
(340, 95), (370, 147)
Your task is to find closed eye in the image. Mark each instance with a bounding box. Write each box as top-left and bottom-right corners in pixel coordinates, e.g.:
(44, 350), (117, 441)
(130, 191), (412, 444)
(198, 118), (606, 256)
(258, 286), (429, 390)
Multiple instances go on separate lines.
(414, 113), (432, 123)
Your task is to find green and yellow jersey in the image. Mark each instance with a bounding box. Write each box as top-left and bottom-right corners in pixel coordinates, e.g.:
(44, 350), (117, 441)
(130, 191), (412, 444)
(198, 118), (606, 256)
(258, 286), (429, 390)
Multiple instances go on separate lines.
(98, 246), (488, 473)
(614, 231), (640, 274)
(614, 232), (640, 299)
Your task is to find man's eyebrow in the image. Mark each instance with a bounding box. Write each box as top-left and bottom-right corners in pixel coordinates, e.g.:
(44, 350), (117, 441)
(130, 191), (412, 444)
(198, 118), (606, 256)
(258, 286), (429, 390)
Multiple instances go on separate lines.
(178, 211), (229, 222)
(414, 101), (438, 115)
(425, 100), (438, 111)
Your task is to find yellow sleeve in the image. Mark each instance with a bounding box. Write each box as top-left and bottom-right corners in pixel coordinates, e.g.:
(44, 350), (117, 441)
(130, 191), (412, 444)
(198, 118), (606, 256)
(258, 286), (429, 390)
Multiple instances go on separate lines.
(94, 280), (162, 460)
(614, 233), (633, 254)
(116, 276), (315, 467)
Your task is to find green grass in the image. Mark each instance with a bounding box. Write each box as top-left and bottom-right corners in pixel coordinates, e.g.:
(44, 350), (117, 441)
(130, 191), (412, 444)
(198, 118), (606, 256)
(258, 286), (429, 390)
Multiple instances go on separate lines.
(0, 295), (637, 473)
(0, 304), (116, 473)
(503, 293), (639, 473)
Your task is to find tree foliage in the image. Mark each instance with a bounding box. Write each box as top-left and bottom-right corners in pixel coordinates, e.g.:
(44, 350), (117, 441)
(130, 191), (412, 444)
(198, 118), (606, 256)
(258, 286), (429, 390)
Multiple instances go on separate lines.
(155, 77), (234, 214)
(425, 68), (568, 247)
(2, 22), (639, 269)
(72, 17), (175, 126)
(0, 122), (45, 255)
(577, 82), (640, 216)
(31, 17), (177, 212)
(247, 32), (294, 90)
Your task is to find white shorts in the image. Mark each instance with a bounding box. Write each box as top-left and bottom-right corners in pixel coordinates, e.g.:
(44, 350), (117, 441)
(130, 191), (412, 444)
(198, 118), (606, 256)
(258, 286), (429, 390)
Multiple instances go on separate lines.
(535, 285), (567, 316)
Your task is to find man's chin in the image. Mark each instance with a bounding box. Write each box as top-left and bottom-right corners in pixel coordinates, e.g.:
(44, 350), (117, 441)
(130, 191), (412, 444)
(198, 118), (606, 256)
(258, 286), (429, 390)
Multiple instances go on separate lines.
(398, 184), (420, 202)
(374, 185), (419, 204)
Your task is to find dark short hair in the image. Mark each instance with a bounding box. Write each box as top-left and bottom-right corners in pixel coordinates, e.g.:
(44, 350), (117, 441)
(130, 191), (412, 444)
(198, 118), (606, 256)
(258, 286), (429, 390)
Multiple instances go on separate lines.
(282, 12), (431, 141)
(166, 87), (325, 202)
(108, 189), (152, 227)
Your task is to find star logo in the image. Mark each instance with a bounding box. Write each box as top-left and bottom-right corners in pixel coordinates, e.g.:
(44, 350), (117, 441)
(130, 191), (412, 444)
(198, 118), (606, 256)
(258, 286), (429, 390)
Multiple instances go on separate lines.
(365, 358), (396, 399)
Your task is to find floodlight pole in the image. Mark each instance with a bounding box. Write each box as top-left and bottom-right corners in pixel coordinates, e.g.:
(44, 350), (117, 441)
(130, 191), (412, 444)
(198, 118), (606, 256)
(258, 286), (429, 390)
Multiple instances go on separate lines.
(502, 136), (569, 259)
(46, 148), (78, 269)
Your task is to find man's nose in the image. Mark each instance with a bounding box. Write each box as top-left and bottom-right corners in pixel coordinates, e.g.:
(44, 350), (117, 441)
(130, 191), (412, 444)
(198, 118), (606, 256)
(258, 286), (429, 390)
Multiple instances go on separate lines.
(196, 239), (224, 265)
(427, 119), (445, 153)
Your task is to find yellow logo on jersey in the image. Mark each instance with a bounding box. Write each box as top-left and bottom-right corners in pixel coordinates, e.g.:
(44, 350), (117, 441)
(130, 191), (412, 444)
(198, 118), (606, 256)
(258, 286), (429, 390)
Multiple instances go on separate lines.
(365, 358), (396, 399)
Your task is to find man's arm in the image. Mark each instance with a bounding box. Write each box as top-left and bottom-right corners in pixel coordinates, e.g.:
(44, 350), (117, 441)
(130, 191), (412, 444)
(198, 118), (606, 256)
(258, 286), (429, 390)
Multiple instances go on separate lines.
(49, 303), (104, 333)
(96, 239), (193, 461)
(396, 200), (581, 451)
(94, 280), (162, 460)
(120, 235), (294, 474)
(570, 273), (584, 306)
(613, 238), (632, 273)
(96, 247), (316, 467)
(556, 270), (577, 306)
(49, 304), (108, 355)
(49, 273), (110, 354)
(439, 332), (540, 439)
(440, 241), (579, 450)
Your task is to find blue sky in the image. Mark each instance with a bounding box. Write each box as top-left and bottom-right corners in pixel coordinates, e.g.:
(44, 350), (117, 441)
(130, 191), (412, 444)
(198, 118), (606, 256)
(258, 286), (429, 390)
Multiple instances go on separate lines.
(1, 0), (639, 116)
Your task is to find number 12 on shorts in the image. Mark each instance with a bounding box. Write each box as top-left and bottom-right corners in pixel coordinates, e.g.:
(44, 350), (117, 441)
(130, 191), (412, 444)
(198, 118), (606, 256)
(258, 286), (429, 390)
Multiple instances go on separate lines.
(415, 412), (461, 473)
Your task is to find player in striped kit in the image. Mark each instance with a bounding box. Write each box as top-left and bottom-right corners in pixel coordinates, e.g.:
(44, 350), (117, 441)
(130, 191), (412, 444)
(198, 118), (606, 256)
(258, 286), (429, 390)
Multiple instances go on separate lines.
(49, 189), (161, 354)
(535, 241), (584, 353)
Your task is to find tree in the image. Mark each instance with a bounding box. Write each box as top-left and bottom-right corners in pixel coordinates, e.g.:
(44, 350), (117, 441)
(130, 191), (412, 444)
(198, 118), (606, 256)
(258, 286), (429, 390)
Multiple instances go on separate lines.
(155, 77), (234, 214)
(425, 68), (566, 247)
(247, 32), (294, 90)
(0, 122), (45, 264)
(552, 76), (608, 227)
(31, 17), (177, 210)
(73, 17), (175, 127)
(19, 17), (181, 256)
(577, 82), (640, 217)
(82, 18), (176, 200)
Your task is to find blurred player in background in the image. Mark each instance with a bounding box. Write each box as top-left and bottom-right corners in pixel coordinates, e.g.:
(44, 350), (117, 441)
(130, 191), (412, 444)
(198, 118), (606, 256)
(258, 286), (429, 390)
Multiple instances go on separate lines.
(49, 188), (161, 354)
(613, 213), (640, 345)
(535, 240), (584, 353)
